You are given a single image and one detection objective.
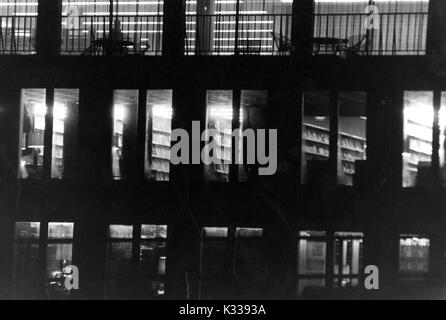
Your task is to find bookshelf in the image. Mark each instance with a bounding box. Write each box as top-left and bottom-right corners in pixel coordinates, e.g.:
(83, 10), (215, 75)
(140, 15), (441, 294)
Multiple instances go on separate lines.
(303, 123), (366, 185)
(52, 118), (65, 171)
(208, 120), (231, 177)
(151, 115), (172, 181)
(403, 119), (432, 186)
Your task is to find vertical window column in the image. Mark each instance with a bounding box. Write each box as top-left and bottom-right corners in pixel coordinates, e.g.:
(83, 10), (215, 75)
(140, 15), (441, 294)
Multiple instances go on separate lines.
(338, 92), (367, 186)
(301, 92), (331, 184)
(112, 90), (138, 180)
(145, 90), (173, 181)
(19, 88), (79, 180)
(402, 91), (434, 187)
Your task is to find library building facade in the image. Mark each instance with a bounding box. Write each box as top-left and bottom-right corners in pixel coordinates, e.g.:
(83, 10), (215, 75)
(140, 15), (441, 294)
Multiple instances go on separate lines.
(0, 0), (446, 299)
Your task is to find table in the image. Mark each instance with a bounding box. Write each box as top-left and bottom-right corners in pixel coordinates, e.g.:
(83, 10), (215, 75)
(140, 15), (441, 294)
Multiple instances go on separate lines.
(82, 38), (136, 56)
(313, 37), (349, 55)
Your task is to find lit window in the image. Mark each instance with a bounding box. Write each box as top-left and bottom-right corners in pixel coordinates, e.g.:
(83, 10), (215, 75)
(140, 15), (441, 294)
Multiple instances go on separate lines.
(333, 232), (363, 288)
(145, 90), (173, 181)
(297, 231), (327, 296)
(61, 0), (164, 55)
(399, 235), (430, 274)
(12, 222), (41, 299)
(439, 92), (446, 186)
(302, 92), (331, 184)
(45, 222), (74, 299)
(106, 225), (134, 299)
(204, 90), (234, 182)
(19, 89), (46, 179)
(313, 0), (429, 55)
(235, 227), (264, 299)
(239, 90), (268, 180)
(106, 224), (168, 299)
(338, 92), (367, 186)
(138, 225), (168, 298)
(200, 227), (231, 299)
(403, 91), (433, 187)
(112, 90), (138, 180)
(199, 227), (264, 299)
(185, 0), (293, 55)
(51, 89), (79, 179)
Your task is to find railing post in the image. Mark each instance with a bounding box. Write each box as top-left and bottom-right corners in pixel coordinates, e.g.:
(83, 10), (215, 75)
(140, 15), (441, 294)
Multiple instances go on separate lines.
(162, 0), (185, 58)
(234, 0), (241, 55)
(36, 0), (62, 58)
(291, 0), (314, 56)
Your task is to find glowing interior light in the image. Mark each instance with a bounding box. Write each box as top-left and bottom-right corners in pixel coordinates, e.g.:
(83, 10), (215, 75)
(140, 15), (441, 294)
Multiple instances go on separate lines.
(210, 106), (233, 120)
(114, 104), (126, 121)
(152, 105), (173, 119)
(53, 104), (67, 120)
(34, 103), (48, 116)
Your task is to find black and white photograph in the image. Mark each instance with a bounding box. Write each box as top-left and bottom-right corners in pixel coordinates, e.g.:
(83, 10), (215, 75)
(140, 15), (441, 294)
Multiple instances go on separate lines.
(0, 0), (444, 305)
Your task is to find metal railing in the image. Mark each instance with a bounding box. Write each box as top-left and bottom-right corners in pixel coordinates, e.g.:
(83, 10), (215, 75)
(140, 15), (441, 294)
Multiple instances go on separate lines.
(313, 12), (429, 56)
(60, 15), (163, 56)
(185, 14), (293, 56)
(0, 16), (37, 55)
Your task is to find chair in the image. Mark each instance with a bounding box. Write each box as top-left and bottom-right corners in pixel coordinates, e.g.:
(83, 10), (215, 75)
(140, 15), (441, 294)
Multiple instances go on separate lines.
(271, 32), (293, 55)
(313, 37), (349, 55)
(238, 40), (261, 55)
(342, 33), (374, 56)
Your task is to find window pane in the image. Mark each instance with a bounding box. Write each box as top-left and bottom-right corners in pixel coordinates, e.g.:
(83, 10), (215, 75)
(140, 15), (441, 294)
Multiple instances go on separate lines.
(399, 235), (430, 274)
(12, 243), (40, 299)
(52, 89), (79, 179)
(141, 225), (167, 239)
(0, 0), (38, 54)
(15, 222), (40, 240)
(45, 243), (73, 298)
(200, 228), (233, 299)
(185, 0), (292, 55)
(302, 92), (330, 184)
(145, 90), (173, 181)
(235, 227), (264, 299)
(112, 90), (138, 180)
(297, 231), (326, 296)
(239, 90), (268, 180)
(236, 227), (263, 238)
(298, 238), (327, 275)
(439, 92), (446, 185)
(109, 225), (133, 239)
(333, 232), (363, 277)
(61, 0), (164, 55)
(106, 242), (133, 299)
(403, 91), (433, 187)
(338, 92), (367, 186)
(203, 227), (228, 238)
(204, 90), (233, 182)
(138, 240), (167, 298)
(313, 0), (429, 55)
(19, 89), (46, 179)
(48, 222), (74, 239)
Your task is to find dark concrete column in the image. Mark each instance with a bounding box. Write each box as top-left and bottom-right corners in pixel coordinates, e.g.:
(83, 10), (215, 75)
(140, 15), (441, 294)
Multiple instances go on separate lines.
(0, 86), (22, 299)
(366, 91), (404, 190)
(73, 216), (107, 299)
(268, 87), (301, 195)
(291, 0), (314, 56)
(78, 83), (113, 181)
(170, 86), (206, 184)
(162, 0), (186, 58)
(36, 0), (62, 58)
